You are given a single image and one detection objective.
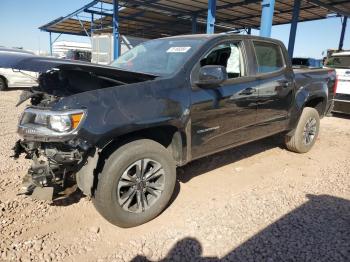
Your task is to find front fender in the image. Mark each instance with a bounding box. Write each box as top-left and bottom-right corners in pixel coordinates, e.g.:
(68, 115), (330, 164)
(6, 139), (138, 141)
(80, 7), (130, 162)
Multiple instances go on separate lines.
(52, 78), (190, 148)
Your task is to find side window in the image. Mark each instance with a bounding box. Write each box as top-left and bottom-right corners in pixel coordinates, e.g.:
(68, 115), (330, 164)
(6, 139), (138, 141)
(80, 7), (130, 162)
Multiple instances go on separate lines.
(253, 41), (284, 74)
(199, 42), (244, 79)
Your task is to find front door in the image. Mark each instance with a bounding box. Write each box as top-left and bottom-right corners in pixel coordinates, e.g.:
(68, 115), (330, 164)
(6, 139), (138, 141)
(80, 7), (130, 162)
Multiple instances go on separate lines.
(190, 40), (260, 159)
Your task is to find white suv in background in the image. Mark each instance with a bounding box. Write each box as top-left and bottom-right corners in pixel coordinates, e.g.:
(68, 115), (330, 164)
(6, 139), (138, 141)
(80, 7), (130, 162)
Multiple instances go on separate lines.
(325, 51), (350, 114)
(0, 48), (38, 91)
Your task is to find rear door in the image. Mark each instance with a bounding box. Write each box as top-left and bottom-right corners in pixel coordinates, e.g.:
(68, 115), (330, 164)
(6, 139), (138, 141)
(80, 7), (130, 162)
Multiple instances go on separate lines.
(252, 40), (294, 134)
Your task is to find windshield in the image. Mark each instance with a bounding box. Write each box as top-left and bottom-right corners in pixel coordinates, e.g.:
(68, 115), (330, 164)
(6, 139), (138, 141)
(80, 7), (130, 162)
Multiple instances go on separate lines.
(326, 55), (350, 68)
(111, 38), (204, 76)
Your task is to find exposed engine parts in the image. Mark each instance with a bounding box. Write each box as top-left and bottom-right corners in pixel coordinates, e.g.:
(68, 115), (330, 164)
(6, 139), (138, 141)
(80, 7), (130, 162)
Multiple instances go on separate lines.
(16, 88), (58, 107)
(13, 139), (85, 199)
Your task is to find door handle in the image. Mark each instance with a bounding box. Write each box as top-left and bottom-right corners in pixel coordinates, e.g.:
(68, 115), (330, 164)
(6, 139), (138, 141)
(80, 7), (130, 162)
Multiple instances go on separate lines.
(240, 87), (257, 95)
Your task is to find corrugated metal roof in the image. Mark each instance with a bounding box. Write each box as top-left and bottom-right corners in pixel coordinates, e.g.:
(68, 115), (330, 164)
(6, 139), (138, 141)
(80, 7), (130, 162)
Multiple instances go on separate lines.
(39, 0), (350, 39)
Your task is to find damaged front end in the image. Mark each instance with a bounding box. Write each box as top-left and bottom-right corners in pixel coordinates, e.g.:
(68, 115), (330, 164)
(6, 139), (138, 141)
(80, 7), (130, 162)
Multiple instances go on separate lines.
(3, 52), (158, 200)
(13, 140), (87, 200)
(13, 105), (90, 200)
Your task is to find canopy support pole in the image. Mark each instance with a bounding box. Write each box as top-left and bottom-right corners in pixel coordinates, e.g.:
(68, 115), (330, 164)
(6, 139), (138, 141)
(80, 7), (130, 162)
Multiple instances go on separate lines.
(113, 0), (120, 59)
(339, 16), (348, 51)
(91, 13), (94, 35)
(192, 13), (198, 33)
(260, 0), (275, 37)
(206, 0), (216, 34)
(49, 32), (53, 56)
(288, 0), (301, 58)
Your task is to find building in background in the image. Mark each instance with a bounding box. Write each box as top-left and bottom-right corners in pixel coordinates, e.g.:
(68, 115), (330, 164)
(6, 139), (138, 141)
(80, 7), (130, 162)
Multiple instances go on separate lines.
(33, 50), (50, 56)
(52, 41), (92, 59)
(92, 34), (146, 65)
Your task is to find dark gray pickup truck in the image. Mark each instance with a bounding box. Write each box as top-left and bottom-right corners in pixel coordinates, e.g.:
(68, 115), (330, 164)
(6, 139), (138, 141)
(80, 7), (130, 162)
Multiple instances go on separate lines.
(1, 34), (336, 227)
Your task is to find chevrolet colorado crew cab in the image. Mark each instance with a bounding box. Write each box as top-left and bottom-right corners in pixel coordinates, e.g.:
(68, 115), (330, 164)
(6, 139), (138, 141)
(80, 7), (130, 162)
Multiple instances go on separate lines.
(2, 34), (336, 227)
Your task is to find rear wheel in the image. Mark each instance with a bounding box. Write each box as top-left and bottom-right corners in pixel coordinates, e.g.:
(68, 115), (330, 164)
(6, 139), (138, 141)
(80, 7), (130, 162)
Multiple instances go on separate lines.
(93, 139), (176, 228)
(0, 77), (7, 91)
(285, 107), (320, 153)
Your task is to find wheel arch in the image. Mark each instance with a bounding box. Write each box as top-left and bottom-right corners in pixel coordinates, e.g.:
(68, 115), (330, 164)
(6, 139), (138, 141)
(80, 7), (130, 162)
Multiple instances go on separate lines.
(288, 89), (326, 136)
(100, 125), (187, 166)
(303, 96), (327, 116)
(76, 124), (187, 196)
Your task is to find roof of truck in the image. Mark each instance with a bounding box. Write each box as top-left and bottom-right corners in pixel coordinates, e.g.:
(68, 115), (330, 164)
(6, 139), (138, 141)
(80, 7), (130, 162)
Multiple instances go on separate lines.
(160, 33), (280, 42)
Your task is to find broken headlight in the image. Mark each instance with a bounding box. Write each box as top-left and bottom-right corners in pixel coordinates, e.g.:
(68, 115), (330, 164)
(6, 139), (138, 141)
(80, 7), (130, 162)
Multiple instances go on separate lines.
(20, 108), (86, 133)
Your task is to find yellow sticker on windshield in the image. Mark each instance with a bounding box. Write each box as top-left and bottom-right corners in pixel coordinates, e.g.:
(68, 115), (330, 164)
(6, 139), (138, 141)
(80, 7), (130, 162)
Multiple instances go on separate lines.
(166, 47), (191, 53)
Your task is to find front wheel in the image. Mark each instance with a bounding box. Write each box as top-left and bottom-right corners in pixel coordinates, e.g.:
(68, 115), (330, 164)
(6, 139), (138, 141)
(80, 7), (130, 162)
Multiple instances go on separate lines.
(285, 107), (320, 153)
(93, 139), (176, 228)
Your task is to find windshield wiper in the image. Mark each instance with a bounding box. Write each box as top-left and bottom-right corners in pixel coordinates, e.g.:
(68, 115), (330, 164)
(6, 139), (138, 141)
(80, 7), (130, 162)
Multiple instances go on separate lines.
(97, 75), (127, 85)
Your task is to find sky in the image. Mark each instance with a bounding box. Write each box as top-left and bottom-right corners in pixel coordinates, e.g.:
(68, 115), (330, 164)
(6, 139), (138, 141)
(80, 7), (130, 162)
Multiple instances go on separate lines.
(0, 0), (349, 58)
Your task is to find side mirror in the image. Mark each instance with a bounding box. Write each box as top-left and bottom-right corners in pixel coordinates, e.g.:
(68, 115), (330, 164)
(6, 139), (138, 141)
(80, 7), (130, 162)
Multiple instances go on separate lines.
(196, 65), (228, 88)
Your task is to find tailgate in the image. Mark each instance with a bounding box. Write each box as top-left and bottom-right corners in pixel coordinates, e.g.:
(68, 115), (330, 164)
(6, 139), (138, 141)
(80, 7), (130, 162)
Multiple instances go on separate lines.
(336, 69), (350, 95)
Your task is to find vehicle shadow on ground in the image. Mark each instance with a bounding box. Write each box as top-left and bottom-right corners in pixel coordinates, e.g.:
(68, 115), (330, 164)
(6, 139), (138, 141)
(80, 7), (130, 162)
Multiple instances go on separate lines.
(177, 134), (285, 183)
(51, 185), (86, 206)
(132, 194), (350, 261)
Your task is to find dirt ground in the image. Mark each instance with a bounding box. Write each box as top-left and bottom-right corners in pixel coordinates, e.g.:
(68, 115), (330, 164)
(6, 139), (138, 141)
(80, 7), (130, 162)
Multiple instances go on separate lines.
(0, 90), (349, 262)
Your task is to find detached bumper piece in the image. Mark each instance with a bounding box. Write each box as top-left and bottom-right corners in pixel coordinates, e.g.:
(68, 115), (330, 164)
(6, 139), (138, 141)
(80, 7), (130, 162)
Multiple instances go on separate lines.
(12, 140), (84, 201)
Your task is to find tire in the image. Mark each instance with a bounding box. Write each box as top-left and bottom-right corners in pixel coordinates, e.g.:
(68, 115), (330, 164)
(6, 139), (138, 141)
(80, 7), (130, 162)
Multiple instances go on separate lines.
(0, 77), (7, 91)
(93, 139), (176, 228)
(285, 107), (320, 153)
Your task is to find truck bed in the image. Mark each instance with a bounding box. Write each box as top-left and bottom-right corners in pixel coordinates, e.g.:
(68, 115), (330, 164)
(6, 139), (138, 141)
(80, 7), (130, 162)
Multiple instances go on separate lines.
(293, 68), (335, 116)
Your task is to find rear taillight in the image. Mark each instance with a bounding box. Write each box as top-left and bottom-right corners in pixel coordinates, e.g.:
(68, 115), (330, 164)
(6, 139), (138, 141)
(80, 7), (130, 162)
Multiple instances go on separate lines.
(328, 70), (337, 95)
(334, 76), (338, 95)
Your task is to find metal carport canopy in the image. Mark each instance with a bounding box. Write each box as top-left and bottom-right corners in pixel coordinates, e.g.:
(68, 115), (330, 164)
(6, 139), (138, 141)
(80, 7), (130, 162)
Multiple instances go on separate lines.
(39, 0), (350, 59)
(40, 0), (350, 39)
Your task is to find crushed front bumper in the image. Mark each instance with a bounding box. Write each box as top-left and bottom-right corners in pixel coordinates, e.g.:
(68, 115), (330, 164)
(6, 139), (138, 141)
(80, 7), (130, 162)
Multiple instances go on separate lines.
(13, 139), (88, 200)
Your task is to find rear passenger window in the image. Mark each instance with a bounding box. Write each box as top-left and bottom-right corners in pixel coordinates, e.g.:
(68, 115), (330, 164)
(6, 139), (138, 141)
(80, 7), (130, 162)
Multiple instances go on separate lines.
(253, 41), (284, 73)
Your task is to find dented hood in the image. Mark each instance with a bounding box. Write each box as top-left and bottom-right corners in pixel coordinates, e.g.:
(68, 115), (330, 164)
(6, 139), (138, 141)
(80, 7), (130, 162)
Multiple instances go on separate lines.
(0, 51), (156, 79)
